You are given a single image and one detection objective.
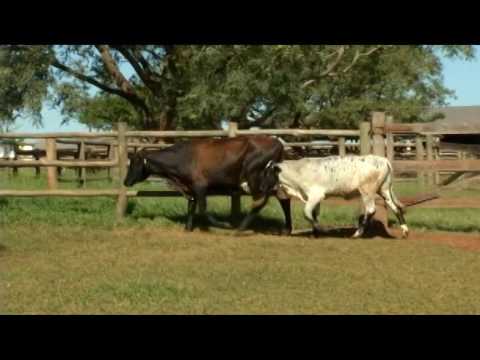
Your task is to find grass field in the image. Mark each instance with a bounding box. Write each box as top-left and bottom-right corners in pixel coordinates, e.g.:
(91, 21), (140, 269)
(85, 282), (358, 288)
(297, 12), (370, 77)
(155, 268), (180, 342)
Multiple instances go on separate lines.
(1, 168), (480, 314)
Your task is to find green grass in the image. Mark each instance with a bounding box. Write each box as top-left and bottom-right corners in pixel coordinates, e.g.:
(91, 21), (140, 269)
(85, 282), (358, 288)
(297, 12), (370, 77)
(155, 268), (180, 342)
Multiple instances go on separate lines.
(1, 168), (479, 233)
(1, 168), (480, 314)
(2, 224), (480, 314)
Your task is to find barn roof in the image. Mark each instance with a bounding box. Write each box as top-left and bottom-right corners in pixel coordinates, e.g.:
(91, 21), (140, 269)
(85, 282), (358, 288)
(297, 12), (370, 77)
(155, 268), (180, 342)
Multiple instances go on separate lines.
(423, 106), (480, 134)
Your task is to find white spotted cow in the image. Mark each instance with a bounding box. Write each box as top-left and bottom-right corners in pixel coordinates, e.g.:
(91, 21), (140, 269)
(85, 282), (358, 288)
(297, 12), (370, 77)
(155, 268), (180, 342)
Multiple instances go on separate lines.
(260, 155), (409, 238)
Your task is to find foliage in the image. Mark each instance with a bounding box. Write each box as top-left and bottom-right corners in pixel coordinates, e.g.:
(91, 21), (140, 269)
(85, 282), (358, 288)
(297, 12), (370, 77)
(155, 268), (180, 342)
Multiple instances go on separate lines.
(0, 45), (476, 131)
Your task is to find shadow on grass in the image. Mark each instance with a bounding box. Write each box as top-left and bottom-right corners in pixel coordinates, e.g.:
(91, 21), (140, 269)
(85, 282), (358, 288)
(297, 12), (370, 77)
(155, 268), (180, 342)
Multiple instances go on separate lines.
(126, 201), (137, 215)
(291, 223), (396, 240)
(132, 206), (290, 234)
(129, 203), (396, 239)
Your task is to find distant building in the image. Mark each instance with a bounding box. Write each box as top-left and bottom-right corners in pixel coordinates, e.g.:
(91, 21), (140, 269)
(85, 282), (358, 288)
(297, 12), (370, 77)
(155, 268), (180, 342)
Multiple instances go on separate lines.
(425, 106), (480, 159)
(425, 106), (480, 139)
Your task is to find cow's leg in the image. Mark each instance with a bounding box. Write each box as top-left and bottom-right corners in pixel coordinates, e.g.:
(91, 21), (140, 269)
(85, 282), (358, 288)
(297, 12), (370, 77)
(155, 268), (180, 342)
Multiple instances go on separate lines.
(312, 202), (321, 223)
(311, 202), (323, 237)
(235, 195), (269, 234)
(353, 193), (376, 238)
(303, 190), (324, 237)
(304, 199), (323, 237)
(312, 202), (321, 221)
(276, 197), (292, 236)
(380, 184), (409, 238)
(185, 198), (197, 231)
(194, 186), (230, 230)
(194, 187), (210, 231)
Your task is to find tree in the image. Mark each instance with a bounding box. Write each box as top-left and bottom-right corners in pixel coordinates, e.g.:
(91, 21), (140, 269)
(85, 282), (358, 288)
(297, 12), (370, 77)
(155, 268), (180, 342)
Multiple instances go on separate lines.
(0, 45), (475, 132)
(0, 46), (52, 129)
(184, 45), (475, 129)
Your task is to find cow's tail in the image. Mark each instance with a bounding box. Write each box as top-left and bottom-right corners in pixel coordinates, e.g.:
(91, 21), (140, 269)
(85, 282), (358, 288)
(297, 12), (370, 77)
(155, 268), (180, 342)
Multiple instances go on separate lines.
(385, 160), (406, 211)
(248, 138), (284, 171)
(243, 139), (283, 196)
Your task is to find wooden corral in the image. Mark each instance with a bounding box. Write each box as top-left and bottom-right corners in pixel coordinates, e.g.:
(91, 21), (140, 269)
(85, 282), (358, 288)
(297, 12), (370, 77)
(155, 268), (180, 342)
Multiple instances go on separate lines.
(0, 123), (368, 225)
(1, 110), (479, 237)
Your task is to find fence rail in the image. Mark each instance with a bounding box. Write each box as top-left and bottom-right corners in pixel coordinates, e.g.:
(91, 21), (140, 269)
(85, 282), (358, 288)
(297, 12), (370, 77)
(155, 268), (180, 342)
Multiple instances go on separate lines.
(0, 159), (117, 168)
(1, 114), (479, 229)
(0, 122), (366, 222)
(0, 132), (118, 139)
(393, 159), (480, 172)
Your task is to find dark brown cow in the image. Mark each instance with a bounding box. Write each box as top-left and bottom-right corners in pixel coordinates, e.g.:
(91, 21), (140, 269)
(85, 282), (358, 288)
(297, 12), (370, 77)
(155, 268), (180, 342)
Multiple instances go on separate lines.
(124, 135), (292, 233)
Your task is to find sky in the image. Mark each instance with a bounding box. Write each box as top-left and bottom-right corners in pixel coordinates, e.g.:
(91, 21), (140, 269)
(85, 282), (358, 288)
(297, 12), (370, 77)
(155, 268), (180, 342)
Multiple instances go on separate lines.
(12, 45), (480, 133)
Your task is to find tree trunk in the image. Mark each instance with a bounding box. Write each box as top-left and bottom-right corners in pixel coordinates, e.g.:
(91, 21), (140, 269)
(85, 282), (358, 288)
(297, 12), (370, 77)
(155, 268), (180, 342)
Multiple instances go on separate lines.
(290, 112), (303, 128)
(158, 109), (173, 131)
(157, 96), (177, 131)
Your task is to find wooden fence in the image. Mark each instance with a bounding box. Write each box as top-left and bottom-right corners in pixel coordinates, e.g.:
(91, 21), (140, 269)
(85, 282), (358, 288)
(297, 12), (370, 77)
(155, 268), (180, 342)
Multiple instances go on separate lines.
(1, 112), (479, 230)
(0, 121), (366, 222)
(369, 112), (480, 186)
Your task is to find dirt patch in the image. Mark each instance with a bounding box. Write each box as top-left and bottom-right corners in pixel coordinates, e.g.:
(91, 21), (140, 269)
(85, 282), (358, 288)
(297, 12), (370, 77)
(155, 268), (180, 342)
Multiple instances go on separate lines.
(114, 225), (480, 252)
(292, 226), (480, 252)
(389, 228), (480, 252)
(304, 226), (480, 251)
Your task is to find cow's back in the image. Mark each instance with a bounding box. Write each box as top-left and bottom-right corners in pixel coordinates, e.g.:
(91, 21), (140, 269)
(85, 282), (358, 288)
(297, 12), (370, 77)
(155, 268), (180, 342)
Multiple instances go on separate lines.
(190, 136), (283, 190)
(279, 155), (390, 196)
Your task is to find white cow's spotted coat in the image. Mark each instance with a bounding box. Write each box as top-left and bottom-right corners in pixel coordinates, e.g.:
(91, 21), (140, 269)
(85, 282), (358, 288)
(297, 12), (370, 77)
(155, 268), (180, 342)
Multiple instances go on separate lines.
(269, 155), (408, 238)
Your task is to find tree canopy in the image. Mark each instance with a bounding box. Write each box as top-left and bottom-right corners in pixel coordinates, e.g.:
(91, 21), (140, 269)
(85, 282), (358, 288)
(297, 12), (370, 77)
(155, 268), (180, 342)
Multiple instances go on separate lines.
(0, 45), (475, 131)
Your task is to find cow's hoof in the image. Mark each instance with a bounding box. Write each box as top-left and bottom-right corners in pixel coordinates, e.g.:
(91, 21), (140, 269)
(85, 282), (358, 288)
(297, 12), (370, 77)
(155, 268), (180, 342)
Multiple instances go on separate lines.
(312, 229), (322, 238)
(352, 229), (363, 238)
(279, 229), (292, 236)
(401, 225), (409, 238)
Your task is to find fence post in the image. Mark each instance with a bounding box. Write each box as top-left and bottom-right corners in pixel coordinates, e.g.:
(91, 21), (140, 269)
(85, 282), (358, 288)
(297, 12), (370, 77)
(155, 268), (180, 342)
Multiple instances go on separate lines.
(78, 140), (86, 188)
(110, 144), (119, 182)
(116, 122), (128, 221)
(385, 115), (394, 162)
(107, 144), (113, 182)
(415, 135), (425, 186)
(434, 149), (440, 185)
(370, 112), (390, 237)
(46, 138), (58, 190)
(228, 121), (242, 225)
(371, 112), (386, 157)
(228, 121), (238, 138)
(359, 122), (371, 155)
(338, 137), (346, 157)
(34, 152), (40, 177)
(426, 134), (434, 186)
(12, 163), (18, 177)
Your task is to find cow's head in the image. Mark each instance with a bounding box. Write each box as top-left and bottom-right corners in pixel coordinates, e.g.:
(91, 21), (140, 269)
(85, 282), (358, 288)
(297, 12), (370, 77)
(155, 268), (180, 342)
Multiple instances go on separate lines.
(259, 160), (281, 194)
(124, 152), (151, 187)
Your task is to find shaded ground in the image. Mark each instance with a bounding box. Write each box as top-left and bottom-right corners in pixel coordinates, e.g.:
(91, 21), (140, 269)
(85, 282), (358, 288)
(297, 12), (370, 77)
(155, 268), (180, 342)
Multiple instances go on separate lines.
(392, 229), (480, 252)
(323, 196), (480, 208)
(213, 225), (480, 252)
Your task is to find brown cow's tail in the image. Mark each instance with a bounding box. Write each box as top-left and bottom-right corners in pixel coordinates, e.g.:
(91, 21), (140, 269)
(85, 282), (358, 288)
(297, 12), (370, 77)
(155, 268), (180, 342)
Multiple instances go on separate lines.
(274, 136), (286, 160)
(243, 139), (284, 196)
(252, 139), (284, 170)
